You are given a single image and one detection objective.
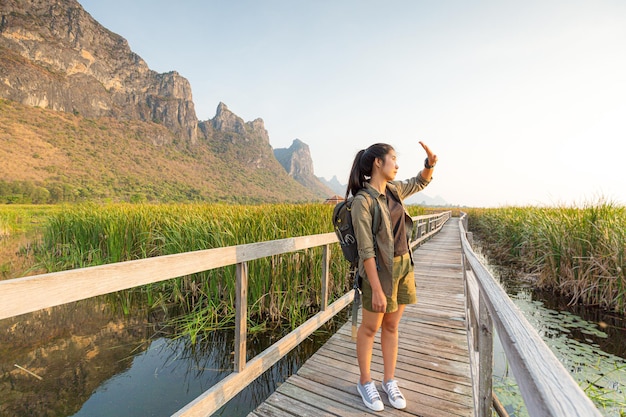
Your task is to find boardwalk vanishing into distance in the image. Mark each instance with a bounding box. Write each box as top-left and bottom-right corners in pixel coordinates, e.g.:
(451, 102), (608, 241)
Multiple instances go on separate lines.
(249, 220), (473, 417)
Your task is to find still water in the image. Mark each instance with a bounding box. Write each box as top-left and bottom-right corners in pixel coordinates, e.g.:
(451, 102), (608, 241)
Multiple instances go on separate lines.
(0, 301), (343, 417)
(70, 332), (318, 417)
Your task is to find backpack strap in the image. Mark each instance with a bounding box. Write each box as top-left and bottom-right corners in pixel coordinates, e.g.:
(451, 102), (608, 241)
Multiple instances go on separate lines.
(351, 188), (381, 341)
(356, 188), (382, 271)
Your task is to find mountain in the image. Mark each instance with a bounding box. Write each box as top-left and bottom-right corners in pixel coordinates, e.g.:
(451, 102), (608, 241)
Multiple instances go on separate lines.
(319, 175), (347, 198)
(0, 98), (324, 203)
(0, 0), (329, 203)
(318, 175), (449, 206)
(273, 139), (334, 198)
(404, 193), (449, 207)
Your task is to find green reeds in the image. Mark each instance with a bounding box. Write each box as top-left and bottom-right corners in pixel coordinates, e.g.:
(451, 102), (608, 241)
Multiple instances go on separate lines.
(0, 205), (62, 278)
(467, 200), (626, 313)
(34, 203), (353, 338)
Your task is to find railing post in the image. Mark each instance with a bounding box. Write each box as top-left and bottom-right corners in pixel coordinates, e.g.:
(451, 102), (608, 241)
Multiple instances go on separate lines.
(321, 245), (330, 310)
(477, 282), (494, 417)
(235, 261), (248, 372)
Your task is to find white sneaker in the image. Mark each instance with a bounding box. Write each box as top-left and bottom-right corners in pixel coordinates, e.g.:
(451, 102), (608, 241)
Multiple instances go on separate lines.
(357, 381), (384, 411)
(382, 379), (407, 409)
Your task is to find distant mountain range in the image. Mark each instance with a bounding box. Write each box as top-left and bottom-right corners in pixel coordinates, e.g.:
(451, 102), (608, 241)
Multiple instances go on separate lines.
(319, 176), (448, 206)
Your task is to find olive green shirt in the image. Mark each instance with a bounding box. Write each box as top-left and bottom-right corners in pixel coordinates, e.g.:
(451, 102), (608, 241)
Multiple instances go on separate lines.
(352, 172), (432, 297)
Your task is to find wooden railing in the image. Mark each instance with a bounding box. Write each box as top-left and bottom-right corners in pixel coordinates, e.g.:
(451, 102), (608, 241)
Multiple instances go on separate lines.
(459, 213), (602, 417)
(0, 210), (451, 416)
(411, 211), (451, 249)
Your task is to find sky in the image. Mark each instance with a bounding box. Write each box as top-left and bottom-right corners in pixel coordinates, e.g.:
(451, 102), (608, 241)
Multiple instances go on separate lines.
(77, 0), (626, 207)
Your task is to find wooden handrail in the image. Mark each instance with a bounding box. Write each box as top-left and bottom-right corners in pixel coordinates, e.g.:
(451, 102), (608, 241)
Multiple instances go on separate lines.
(459, 213), (602, 417)
(0, 211), (451, 416)
(0, 233), (338, 320)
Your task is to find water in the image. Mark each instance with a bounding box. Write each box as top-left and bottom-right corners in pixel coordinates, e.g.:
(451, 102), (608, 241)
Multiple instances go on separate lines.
(70, 333), (312, 417)
(0, 300), (345, 417)
(480, 256), (626, 417)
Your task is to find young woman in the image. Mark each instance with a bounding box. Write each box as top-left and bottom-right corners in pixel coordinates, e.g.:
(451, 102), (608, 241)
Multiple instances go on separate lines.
(348, 141), (437, 411)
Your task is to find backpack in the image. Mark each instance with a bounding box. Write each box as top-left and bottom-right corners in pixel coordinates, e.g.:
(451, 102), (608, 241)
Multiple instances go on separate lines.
(332, 190), (381, 270)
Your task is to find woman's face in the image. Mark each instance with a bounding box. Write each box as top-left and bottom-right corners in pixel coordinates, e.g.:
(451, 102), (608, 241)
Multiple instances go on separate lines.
(379, 150), (398, 181)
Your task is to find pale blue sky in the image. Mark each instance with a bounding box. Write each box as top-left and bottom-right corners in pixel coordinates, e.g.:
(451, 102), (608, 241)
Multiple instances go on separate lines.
(78, 0), (626, 207)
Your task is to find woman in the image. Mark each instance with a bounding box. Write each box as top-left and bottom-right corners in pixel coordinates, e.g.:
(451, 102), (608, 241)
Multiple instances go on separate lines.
(348, 141), (437, 411)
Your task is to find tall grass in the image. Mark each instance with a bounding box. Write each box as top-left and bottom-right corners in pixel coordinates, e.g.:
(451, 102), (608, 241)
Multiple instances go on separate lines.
(0, 205), (61, 279)
(0, 205), (61, 236)
(34, 203), (366, 339)
(467, 201), (626, 312)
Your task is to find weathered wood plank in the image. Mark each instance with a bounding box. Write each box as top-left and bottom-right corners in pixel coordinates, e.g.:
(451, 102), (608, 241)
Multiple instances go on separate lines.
(261, 388), (341, 417)
(235, 261), (248, 372)
(317, 334), (471, 379)
(300, 354), (473, 407)
(273, 379), (372, 416)
(296, 359), (472, 417)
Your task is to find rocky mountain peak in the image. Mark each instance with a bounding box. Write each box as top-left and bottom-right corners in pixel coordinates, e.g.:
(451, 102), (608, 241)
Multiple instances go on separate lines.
(208, 102), (269, 143)
(274, 139), (314, 178)
(212, 102), (246, 135)
(274, 139), (333, 198)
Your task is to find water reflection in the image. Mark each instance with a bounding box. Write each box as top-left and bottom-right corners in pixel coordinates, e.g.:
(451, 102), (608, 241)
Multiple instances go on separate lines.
(72, 331), (329, 417)
(0, 297), (345, 417)
(0, 300), (150, 416)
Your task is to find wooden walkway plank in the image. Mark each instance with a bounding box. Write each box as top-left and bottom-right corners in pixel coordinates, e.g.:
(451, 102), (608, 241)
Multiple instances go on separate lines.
(248, 220), (473, 416)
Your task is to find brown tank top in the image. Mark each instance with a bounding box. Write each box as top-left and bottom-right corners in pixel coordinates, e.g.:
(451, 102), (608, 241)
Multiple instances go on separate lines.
(386, 188), (408, 257)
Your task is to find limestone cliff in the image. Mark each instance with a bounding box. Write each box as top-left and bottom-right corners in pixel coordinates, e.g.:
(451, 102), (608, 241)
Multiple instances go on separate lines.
(274, 139), (334, 198)
(201, 102), (269, 144)
(198, 102), (277, 170)
(0, 0), (198, 142)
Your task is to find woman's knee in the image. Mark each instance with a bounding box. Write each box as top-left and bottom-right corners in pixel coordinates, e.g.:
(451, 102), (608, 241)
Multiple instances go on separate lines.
(359, 321), (380, 338)
(381, 309), (404, 333)
(381, 319), (400, 334)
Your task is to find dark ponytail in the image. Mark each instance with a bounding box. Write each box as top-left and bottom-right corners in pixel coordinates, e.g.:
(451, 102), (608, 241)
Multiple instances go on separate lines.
(345, 143), (394, 199)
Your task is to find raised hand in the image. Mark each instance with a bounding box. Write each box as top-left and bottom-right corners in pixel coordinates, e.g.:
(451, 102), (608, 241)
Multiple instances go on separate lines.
(419, 141), (438, 168)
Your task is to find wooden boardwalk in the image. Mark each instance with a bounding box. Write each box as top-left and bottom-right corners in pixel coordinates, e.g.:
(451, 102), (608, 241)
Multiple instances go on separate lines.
(248, 220), (474, 417)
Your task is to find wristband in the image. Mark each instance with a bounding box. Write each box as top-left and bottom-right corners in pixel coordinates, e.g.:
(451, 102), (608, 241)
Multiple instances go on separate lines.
(424, 158), (436, 169)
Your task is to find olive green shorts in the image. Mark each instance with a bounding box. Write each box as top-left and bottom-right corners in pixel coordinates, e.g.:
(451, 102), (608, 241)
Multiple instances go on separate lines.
(361, 252), (417, 313)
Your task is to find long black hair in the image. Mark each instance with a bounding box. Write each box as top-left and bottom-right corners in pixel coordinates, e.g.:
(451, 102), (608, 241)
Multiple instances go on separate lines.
(345, 143), (394, 199)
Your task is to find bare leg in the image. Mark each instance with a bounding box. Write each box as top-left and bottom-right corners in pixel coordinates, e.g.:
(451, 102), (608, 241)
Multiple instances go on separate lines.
(356, 308), (384, 384)
(381, 304), (405, 382)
